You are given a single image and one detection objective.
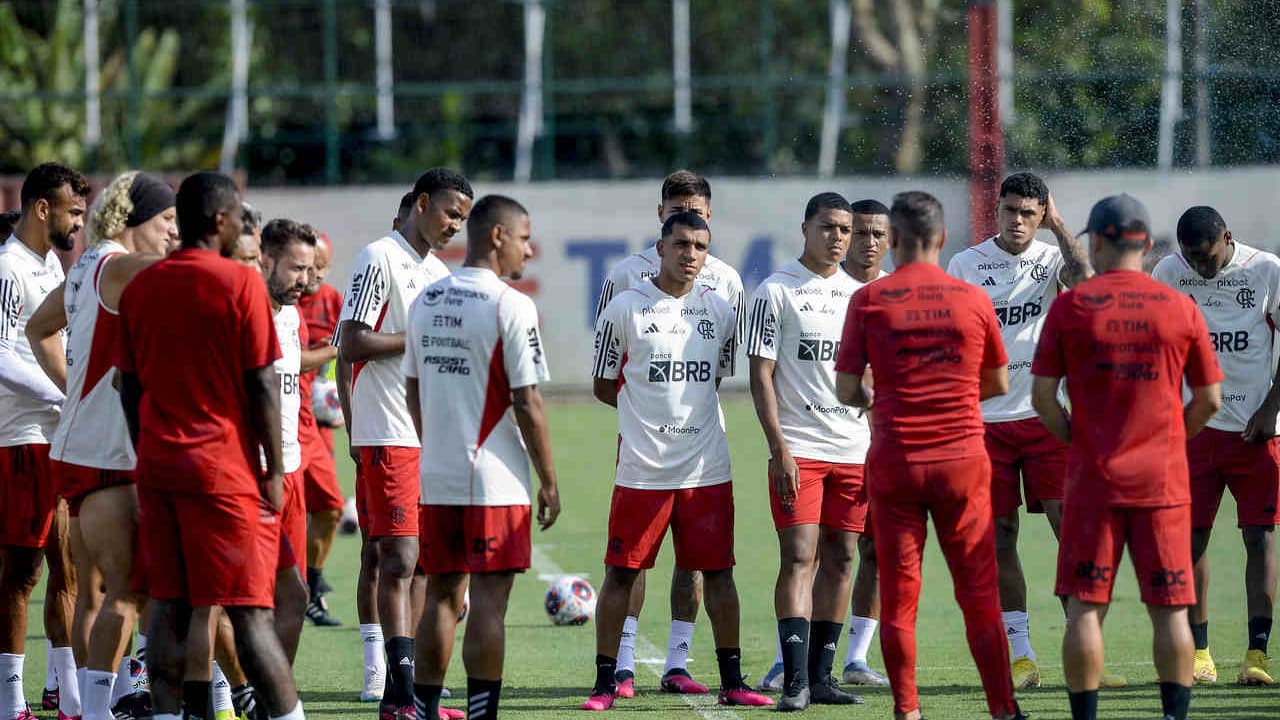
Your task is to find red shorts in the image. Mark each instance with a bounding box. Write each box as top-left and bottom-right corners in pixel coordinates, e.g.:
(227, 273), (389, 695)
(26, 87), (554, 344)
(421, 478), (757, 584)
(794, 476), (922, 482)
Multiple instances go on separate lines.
(605, 482), (735, 571)
(769, 459), (868, 533)
(985, 418), (1067, 516)
(1056, 502), (1194, 606)
(301, 426), (343, 513)
(53, 461), (134, 517)
(137, 487), (278, 608)
(1188, 428), (1280, 529)
(0, 444), (56, 548)
(276, 471), (306, 576)
(319, 425), (335, 454)
(358, 446), (420, 537)
(417, 504), (531, 575)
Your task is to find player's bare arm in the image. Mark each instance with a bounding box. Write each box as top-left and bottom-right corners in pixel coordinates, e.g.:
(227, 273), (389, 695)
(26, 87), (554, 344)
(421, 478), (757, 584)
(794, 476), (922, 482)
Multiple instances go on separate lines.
(592, 376), (619, 408)
(1043, 193), (1094, 287)
(748, 355), (799, 507)
(99, 252), (163, 310)
(1030, 374), (1070, 445)
(511, 384), (560, 530)
(835, 369), (873, 409)
(335, 355), (358, 465)
(1243, 363), (1280, 443)
(300, 344), (338, 373)
(1185, 383), (1223, 439)
(25, 282), (68, 392)
(245, 363), (285, 511)
(404, 377), (422, 440)
(979, 365), (1010, 400)
(337, 318), (405, 363)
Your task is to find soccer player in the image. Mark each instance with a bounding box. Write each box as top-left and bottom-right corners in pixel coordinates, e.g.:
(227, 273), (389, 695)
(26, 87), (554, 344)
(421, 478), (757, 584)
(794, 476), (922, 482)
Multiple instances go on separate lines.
(0, 210), (19, 239)
(746, 193), (880, 710)
(231, 202), (263, 268)
(391, 192), (414, 234)
(946, 172), (1094, 689)
(336, 169), (473, 715)
(835, 191), (1023, 720)
(296, 231), (344, 626)
(25, 171), (175, 720)
(404, 194), (559, 720)
(593, 170), (745, 696)
(1151, 205), (1280, 685)
(584, 211), (771, 711)
(1032, 194), (1222, 720)
(117, 172), (304, 720)
(0, 162), (86, 720)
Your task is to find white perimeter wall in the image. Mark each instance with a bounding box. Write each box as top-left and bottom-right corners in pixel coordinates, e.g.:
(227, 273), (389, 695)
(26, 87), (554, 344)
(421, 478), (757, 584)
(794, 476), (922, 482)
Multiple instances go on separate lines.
(251, 167), (1280, 389)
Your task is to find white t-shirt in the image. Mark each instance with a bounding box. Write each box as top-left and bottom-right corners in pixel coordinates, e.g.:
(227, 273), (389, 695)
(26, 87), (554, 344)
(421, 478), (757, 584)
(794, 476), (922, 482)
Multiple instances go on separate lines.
(1152, 242), (1280, 433)
(593, 282), (737, 490)
(0, 235), (64, 447)
(596, 245), (745, 369)
(337, 231), (450, 446)
(402, 267), (551, 506)
(747, 261), (884, 464)
(50, 241), (135, 470)
(946, 236), (1064, 423)
(273, 305), (303, 473)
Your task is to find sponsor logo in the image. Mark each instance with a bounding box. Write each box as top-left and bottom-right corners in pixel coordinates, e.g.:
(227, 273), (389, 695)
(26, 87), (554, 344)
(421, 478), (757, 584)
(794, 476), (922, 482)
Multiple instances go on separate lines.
(421, 287), (445, 306)
(1008, 359), (1032, 371)
(422, 355), (471, 375)
(1179, 277), (1208, 287)
(648, 359), (713, 383)
(994, 301), (1042, 328)
(657, 424), (701, 435)
(432, 314), (463, 328)
(792, 287), (823, 296)
(879, 287), (913, 304)
(640, 270), (658, 280)
(981, 276), (997, 287)
(389, 505), (407, 526)
(471, 536), (499, 554)
(804, 400), (850, 415)
(1075, 561), (1112, 584)
(977, 261), (1010, 271)
(1217, 276), (1248, 289)
(608, 537), (625, 554)
(641, 305), (672, 316)
(526, 327), (544, 365)
(681, 307), (709, 317)
(784, 634), (803, 644)
(643, 323), (661, 335)
(1078, 292), (1115, 310)
(760, 317), (776, 348)
(1149, 568), (1188, 588)
(798, 339), (841, 362)
(1030, 263), (1050, 283)
(1222, 393), (1247, 403)
(1237, 288), (1257, 309)
(696, 319), (715, 340)
(1211, 330), (1250, 353)
(421, 336), (469, 349)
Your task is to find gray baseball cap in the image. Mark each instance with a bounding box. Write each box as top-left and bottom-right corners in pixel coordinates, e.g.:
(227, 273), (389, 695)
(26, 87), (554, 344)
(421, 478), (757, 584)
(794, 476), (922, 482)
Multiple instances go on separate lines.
(1079, 193), (1151, 243)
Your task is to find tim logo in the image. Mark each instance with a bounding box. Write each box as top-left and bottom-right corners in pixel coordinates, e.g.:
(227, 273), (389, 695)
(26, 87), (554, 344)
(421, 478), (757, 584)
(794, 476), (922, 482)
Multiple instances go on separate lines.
(696, 319), (715, 340)
(1078, 292), (1115, 311)
(1074, 561), (1112, 584)
(879, 287), (913, 304)
(1030, 263), (1049, 283)
(421, 287), (445, 306)
(1237, 288), (1256, 309)
(648, 360), (712, 383)
(1150, 568), (1188, 588)
(798, 339), (840, 362)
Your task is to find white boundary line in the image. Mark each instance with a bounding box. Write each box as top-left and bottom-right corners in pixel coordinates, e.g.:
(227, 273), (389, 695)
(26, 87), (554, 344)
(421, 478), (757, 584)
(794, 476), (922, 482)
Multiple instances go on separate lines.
(531, 545), (741, 720)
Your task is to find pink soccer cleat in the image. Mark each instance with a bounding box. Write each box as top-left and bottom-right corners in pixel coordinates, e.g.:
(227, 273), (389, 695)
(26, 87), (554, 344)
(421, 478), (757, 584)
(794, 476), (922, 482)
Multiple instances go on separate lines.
(580, 691), (616, 711)
(660, 670), (709, 694)
(718, 685), (775, 707)
(614, 677), (635, 699)
(437, 709), (464, 720)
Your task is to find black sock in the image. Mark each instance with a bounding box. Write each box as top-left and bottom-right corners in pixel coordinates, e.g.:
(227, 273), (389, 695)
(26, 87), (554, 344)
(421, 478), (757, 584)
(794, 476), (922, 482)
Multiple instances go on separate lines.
(466, 677), (502, 720)
(386, 636), (415, 705)
(1190, 621), (1209, 650)
(1067, 689), (1097, 720)
(413, 683), (443, 720)
(1248, 616), (1272, 653)
(594, 654), (617, 694)
(182, 680), (211, 720)
(306, 567), (321, 597)
(715, 647), (743, 690)
(777, 617), (809, 688)
(1159, 681), (1191, 720)
(230, 684), (257, 720)
(808, 620), (842, 684)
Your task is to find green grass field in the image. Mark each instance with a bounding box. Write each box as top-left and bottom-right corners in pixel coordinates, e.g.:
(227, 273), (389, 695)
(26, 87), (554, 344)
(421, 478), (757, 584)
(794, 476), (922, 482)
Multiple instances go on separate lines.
(22, 395), (1280, 718)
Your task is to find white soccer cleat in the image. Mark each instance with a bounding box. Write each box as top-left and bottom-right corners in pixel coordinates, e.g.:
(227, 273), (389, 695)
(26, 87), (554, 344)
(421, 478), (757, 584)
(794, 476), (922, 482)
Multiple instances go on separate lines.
(758, 661), (784, 692)
(842, 661), (889, 686)
(360, 668), (385, 702)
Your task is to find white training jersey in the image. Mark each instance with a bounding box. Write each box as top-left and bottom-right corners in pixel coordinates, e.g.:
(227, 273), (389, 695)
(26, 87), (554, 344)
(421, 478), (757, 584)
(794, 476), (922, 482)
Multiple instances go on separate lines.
(337, 231), (450, 446)
(50, 241), (135, 470)
(593, 282), (737, 490)
(1152, 242), (1280, 433)
(273, 305), (303, 473)
(596, 245), (746, 363)
(403, 267), (551, 506)
(747, 261), (885, 464)
(946, 236), (1064, 423)
(0, 235), (64, 447)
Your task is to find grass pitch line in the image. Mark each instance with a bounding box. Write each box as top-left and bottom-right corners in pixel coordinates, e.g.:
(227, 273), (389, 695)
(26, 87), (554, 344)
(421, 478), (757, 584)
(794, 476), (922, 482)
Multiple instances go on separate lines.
(531, 544), (742, 720)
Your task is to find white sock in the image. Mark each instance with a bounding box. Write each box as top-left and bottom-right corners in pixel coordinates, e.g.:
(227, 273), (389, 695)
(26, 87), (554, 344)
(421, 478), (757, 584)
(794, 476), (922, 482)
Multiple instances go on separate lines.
(1, 654), (26, 718)
(845, 616), (878, 666)
(45, 640), (57, 692)
(212, 663), (233, 717)
(110, 657), (131, 705)
(616, 616), (639, 674)
(360, 624), (386, 684)
(76, 668), (87, 703)
(1003, 610), (1035, 661)
(82, 670), (115, 720)
(268, 700), (304, 720)
(134, 634), (147, 664)
(51, 647), (80, 716)
(664, 620), (695, 675)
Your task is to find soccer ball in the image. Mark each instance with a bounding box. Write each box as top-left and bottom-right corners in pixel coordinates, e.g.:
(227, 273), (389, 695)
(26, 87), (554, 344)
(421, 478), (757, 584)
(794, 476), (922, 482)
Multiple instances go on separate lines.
(544, 576), (596, 626)
(338, 496), (359, 535)
(312, 375), (344, 427)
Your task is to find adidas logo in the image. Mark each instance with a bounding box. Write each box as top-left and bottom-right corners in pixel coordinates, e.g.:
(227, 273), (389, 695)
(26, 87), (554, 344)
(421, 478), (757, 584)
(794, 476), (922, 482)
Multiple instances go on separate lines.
(399, 657), (414, 666)
(799, 302), (814, 312)
(642, 323), (660, 334)
(6, 673), (18, 682)
(784, 634), (803, 644)
(676, 641), (690, 652)
(824, 642), (837, 651)
(982, 276), (997, 287)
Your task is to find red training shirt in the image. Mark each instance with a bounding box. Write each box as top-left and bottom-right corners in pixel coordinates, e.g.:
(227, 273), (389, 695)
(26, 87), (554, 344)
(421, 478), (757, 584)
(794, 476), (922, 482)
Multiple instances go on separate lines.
(1031, 270), (1222, 508)
(835, 261), (1008, 464)
(297, 282), (341, 428)
(117, 247), (281, 495)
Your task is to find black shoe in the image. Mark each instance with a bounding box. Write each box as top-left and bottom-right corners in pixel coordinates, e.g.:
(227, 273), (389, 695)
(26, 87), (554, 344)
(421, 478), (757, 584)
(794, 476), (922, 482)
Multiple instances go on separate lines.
(809, 675), (863, 705)
(315, 572), (334, 596)
(112, 691), (153, 720)
(306, 595), (343, 626)
(776, 681), (809, 712)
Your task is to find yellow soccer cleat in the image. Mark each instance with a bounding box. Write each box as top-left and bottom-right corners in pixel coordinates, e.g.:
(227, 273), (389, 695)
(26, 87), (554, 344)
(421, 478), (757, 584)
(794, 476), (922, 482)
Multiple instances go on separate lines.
(1238, 649), (1275, 685)
(1193, 649), (1217, 684)
(1011, 656), (1041, 689)
(1099, 668), (1127, 689)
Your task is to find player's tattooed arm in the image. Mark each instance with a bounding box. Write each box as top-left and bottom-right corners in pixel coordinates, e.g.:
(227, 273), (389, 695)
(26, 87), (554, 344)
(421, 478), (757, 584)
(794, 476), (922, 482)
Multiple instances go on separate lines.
(1031, 374), (1070, 444)
(512, 384), (561, 530)
(749, 355), (799, 507)
(1042, 193), (1094, 288)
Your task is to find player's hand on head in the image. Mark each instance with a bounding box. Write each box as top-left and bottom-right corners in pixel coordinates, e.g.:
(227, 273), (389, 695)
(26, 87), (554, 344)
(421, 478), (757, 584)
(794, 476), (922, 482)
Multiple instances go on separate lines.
(537, 484), (560, 530)
(1041, 193), (1067, 234)
(769, 451), (800, 508)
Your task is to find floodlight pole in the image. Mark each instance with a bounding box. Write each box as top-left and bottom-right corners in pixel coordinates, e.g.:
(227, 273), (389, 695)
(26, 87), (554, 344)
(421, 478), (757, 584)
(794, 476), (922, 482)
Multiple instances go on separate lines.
(83, 0), (101, 152)
(672, 0), (692, 166)
(967, 0), (1003, 244)
(817, 0), (851, 179)
(515, 0), (546, 183)
(374, 0), (396, 141)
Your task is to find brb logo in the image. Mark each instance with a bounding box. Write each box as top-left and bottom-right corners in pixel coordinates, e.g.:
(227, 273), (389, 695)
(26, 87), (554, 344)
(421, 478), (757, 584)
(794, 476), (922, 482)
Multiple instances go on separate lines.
(648, 359), (712, 383)
(798, 339), (840, 362)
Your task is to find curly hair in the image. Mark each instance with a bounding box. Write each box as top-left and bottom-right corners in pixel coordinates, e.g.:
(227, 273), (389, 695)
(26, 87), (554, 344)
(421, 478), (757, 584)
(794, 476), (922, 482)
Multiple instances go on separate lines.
(85, 171), (140, 247)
